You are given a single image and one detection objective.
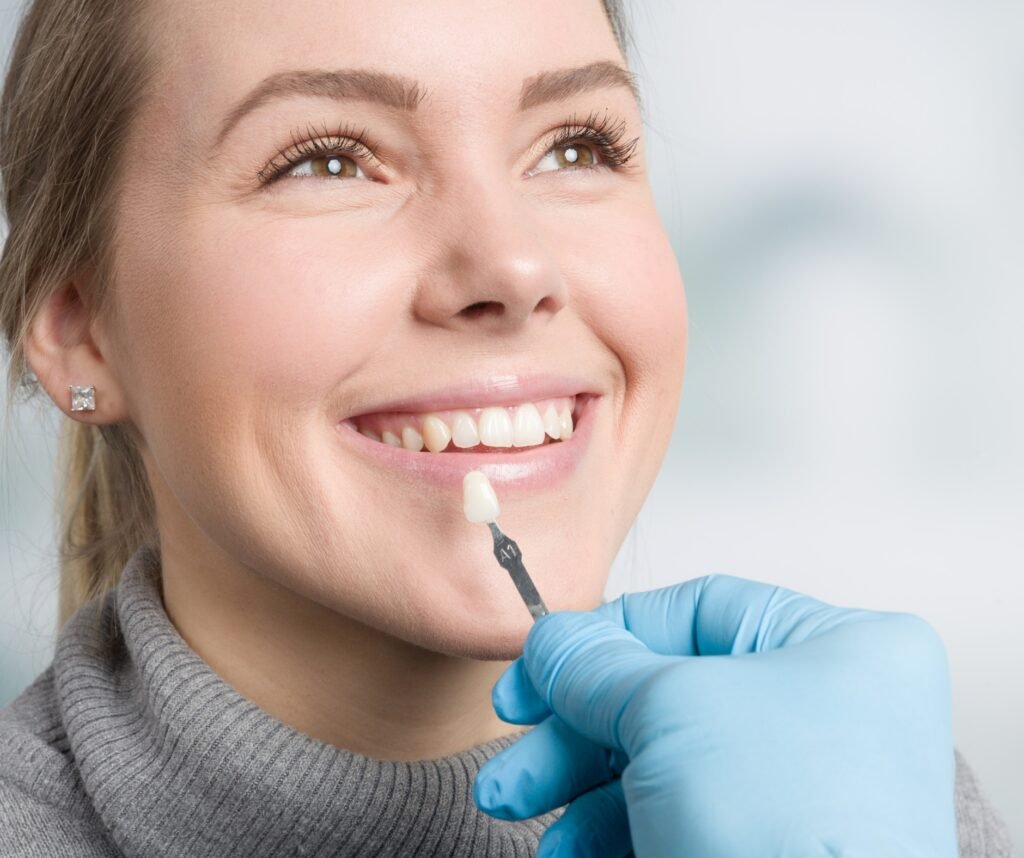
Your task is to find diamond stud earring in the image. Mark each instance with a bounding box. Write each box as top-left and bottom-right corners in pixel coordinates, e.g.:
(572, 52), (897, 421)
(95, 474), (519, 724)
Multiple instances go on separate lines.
(69, 385), (96, 412)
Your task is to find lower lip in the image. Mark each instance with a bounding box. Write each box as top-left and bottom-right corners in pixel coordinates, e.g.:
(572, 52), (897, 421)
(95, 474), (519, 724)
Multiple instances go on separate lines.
(335, 394), (599, 491)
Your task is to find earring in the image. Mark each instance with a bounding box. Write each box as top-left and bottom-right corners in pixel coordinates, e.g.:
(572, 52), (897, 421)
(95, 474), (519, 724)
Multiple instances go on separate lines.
(69, 384), (96, 412)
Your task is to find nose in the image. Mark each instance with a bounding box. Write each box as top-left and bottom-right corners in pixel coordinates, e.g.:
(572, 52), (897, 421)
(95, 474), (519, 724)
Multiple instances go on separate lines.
(411, 181), (568, 334)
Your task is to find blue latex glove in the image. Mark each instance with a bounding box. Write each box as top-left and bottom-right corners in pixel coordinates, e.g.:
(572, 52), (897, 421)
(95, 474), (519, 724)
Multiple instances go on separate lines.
(474, 574), (957, 857)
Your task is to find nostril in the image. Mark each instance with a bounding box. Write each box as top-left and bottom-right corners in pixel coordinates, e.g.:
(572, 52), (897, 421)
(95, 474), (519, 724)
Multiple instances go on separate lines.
(460, 301), (504, 319)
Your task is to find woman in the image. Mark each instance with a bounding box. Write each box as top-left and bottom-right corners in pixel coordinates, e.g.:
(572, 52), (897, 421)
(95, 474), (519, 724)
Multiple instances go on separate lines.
(0, 0), (1011, 855)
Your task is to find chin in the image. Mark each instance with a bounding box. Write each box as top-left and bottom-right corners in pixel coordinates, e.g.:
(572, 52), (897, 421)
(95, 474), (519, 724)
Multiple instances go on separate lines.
(432, 631), (532, 662)
(362, 592), (539, 661)
(387, 578), (605, 661)
(430, 608), (537, 661)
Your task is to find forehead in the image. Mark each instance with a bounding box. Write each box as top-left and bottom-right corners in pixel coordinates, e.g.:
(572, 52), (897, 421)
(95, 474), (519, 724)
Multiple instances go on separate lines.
(145, 0), (624, 142)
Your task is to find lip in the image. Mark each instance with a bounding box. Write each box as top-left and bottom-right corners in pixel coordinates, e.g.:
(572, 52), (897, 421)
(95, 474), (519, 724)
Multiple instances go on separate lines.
(341, 373), (598, 418)
(335, 391), (600, 491)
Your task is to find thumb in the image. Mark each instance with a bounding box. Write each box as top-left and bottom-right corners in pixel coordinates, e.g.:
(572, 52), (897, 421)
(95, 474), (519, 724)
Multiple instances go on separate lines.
(523, 610), (666, 752)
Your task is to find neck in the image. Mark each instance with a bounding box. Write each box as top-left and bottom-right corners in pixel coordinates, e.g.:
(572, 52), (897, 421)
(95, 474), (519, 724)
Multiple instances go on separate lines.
(158, 537), (515, 761)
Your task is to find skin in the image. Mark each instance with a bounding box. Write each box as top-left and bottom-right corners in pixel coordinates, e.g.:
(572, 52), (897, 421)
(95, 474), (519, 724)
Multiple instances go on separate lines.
(25, 0), (687, 760)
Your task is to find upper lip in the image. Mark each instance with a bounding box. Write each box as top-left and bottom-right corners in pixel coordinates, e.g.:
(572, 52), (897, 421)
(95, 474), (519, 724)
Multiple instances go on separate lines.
(342, 373), (600, 419)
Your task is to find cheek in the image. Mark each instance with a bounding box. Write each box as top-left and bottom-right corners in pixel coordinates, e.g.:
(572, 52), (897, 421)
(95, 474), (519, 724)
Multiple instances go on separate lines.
(557, 192), (687, 400)
(109, 209), (407, 540)
(177, 215), (401, 390)
(574, 201), (687, 531)
(611, 212), (687, 393)
(118, 208), (413, 415)
(579, 199), (688, 423)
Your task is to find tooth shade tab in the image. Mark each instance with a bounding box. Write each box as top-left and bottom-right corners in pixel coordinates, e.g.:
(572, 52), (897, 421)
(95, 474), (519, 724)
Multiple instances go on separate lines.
(351, 395), (576, 453)
(463, 470), (501, 523)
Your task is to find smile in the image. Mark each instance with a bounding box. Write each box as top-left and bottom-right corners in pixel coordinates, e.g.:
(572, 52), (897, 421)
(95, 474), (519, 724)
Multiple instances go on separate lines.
(348, 396), (578, 453)
(335, 388), (598, 490)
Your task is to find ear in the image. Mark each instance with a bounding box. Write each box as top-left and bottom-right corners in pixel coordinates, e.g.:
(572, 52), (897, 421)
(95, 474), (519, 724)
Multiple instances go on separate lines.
(22, 274), (131, 424)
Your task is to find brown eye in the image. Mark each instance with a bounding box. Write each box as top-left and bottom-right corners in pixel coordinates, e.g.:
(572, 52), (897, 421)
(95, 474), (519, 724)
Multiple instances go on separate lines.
(533, 141), (599, 175)
(554, 143), (596, 169)
(288, 154), (365, 179)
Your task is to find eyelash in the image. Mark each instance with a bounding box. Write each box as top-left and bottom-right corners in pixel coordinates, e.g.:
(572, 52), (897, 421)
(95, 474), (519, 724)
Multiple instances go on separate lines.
(256, 110), (640, 186)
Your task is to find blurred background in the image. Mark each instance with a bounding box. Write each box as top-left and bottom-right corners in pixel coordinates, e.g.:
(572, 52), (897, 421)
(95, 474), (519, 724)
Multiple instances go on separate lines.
(2, 0), (1021, 846)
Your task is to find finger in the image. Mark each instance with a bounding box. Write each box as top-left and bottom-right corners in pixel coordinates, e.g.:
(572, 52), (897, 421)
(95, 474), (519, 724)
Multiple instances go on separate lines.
(492, 658), (550, 725)
(522, 611), (666, 752)
(595, 579), (704, 654)
(598, 574), (860, 655)
(473, 715), (617, 820)
(535, 779), (632, 858)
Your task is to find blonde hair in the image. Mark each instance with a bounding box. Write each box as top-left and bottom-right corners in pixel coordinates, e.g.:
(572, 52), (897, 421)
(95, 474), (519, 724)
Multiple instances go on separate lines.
(0, 0), (157, 630)
(0, 0), (632, 632)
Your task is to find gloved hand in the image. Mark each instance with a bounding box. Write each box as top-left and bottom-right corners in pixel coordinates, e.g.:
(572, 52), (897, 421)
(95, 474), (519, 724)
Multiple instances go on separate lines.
(473, 574), (957, 857)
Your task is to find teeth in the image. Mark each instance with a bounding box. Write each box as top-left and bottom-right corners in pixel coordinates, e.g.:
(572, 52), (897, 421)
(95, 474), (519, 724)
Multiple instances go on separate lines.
(451, 411), (481, 448)
(542, 405), (561, 440)
(401, 426), (424, 452)
(463, 470), (501, 523)
(513, 402), (546, 447)
(422, 415), (452, 453)
(559, 407), (574, 439)
(353, 395), (580, 454)
(479, 406), (514, 447)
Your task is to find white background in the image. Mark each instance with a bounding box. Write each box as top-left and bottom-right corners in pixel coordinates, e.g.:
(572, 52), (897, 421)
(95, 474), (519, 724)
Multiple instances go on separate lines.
(2, 0), (1021, 847)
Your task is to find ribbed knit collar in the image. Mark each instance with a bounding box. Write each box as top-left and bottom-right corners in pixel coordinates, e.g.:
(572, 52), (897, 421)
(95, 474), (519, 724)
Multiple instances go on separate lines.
(53, 544), (558, 857)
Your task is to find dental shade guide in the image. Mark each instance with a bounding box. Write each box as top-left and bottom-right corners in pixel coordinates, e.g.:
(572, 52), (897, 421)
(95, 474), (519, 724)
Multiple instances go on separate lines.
(463, 470), (550, 621)
(486, 521), (549, 621)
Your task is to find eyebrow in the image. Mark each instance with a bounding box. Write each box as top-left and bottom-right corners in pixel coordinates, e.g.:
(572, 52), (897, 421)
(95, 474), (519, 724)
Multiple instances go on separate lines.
(213, 60), (641, 149)
(520, 61), (640, 112)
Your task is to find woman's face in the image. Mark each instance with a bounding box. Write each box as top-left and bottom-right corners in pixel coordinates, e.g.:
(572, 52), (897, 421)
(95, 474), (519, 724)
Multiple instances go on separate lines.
(105, 0), (686, 657)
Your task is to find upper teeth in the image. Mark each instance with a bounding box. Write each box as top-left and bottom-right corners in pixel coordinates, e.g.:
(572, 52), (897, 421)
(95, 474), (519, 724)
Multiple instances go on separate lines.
(354, 396), (576, 452)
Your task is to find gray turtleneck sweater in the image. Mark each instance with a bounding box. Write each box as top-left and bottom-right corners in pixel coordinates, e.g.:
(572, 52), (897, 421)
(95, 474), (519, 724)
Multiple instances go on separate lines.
(0, 545), (1015, 857)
